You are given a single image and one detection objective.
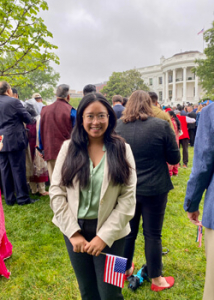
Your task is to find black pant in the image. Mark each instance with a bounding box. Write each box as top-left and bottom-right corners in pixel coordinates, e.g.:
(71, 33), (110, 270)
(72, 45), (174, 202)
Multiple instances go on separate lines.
(188, 129), (195, 147)
(0, 149), (30, 205)
(179, 138), (189, 165)
(124, 193), (168, 278)
(64, 219), (125, 300)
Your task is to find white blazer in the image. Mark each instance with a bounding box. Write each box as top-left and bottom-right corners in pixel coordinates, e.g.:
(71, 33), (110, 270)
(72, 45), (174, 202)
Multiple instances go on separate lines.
(50, 140), (137, 247)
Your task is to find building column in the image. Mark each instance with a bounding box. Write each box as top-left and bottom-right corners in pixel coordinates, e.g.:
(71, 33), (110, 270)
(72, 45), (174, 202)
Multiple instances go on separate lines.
(165, 71), (168, 102)
(162, 72), (165, 102)
(183, 67), (187, 103)
(195, 75), (199, 102)
(172, 69), (176, 102)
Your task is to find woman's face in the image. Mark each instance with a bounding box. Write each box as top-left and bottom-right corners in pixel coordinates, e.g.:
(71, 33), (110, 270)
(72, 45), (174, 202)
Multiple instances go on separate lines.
(82, 101), (109, 141)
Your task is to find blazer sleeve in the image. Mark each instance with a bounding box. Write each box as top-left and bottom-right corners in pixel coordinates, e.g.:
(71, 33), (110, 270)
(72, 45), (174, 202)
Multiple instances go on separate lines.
(96, 144), (137, 247)
(15, 99), (33, 124)
(184, 107), (214, 212)
(49, 141), (81, 238)
(164, 122), (180, 165)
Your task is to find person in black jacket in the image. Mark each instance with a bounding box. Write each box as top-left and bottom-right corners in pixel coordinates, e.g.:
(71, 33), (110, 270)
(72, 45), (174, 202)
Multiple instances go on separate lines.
(116, 90), (180, 292)
(187, 104), (196, 146)
(0, 81), (38, 205)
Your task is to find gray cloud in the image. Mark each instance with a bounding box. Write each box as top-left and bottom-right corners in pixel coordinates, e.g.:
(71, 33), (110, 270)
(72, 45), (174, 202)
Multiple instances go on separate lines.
(40, 0), (214, 90)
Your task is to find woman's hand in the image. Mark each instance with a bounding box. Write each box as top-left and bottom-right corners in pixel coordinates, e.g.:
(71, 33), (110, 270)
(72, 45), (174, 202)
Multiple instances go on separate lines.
(187, 211), (202, 226)
(69, 232), (88, 253)
(84, 236), (107, 257)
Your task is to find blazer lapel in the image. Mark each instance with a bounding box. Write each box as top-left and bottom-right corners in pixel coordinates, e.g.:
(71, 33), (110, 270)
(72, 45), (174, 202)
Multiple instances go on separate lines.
(100, 154), (110, 201)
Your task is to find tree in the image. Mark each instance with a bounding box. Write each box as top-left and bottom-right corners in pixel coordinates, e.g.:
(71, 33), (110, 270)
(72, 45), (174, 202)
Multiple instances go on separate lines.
(18, 63), (60, 100)
(101, 69), (149, 103)
(194, 21), (214, 95)
(0, 0), (59, 86)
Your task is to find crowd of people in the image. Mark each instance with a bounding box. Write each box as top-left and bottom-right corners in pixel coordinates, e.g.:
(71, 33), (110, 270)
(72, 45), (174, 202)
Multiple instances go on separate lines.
(0, 80), (213, 300)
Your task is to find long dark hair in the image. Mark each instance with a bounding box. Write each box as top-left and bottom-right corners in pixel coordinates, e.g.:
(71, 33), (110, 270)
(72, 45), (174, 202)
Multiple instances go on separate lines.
(168, 110), (181, 131)
(61, 93), (131, 188)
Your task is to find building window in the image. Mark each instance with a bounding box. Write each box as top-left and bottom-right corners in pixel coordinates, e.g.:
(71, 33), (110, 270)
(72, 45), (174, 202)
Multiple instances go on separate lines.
(149, 78), (153, 86)
(159, 91), (163, 101)
(169, 90), (172, 100)
(159, 77), (162, 84)
(168, 75), (172, 83)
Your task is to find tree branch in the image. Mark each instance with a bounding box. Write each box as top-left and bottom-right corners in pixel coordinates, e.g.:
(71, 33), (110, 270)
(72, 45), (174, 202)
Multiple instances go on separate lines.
(2, 33), (43, 73)
(1, 60), (49, 76)
(0, 3), (35, 47)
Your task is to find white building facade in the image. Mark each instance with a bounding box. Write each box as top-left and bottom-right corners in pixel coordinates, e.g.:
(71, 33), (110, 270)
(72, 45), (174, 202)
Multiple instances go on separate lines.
(137, 51), (206, 106)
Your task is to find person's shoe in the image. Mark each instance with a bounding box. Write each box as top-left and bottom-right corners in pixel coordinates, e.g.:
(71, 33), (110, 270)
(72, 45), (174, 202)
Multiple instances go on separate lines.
(183, 164), (187, 168)
(151, 276), (174, 292)
(173, 174), (178, 176)
(18, 198), (40, 205)
(124, 262), (134, 281)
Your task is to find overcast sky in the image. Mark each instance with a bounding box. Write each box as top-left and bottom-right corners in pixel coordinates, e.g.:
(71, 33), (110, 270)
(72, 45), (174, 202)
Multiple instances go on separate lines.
(40, 0), (214, 91)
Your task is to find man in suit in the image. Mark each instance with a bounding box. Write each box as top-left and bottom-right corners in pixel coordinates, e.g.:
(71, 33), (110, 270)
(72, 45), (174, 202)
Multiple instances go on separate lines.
(39, 84), (76, 182)
(187, 104), (196, 146)
(0, 81), (38, 205)
(112, 95), (125, 119)
(184, 103), (214, 300)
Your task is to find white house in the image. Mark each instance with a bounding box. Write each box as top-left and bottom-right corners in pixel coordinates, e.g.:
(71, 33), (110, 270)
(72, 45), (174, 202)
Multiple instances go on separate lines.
(137, 51), (206, 106)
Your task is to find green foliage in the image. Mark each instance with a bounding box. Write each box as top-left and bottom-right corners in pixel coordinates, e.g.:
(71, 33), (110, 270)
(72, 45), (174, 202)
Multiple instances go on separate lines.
(17, 63), (60, 100)
(194, 21), (214, 96)
(0, 148), (206, 299)
(69, 97), (82, 109)
(0, 0), (59, 86)
(101, 69), (149, 103)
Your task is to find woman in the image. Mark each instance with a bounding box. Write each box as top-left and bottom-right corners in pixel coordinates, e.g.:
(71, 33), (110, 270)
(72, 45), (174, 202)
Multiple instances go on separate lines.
(0, 189), (12, 278)
(167, 110), (181, 176)
(25, 99), (49, 196)
(49, 93), (136, 300)
(116, 90), (180, 292)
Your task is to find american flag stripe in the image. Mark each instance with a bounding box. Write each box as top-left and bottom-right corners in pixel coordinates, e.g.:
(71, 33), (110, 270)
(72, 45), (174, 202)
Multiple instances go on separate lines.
(104, 254), (127, 288)
(110, 256), (115, 284)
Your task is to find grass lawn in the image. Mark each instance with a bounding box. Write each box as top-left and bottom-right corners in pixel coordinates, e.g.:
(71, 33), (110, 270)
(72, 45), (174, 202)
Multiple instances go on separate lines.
(1, 147), (206, 300)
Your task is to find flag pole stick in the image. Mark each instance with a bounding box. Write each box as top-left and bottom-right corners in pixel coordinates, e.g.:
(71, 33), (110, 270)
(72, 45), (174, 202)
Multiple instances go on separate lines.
(100, 252), (106, 255)
(203, 27), (204, 52)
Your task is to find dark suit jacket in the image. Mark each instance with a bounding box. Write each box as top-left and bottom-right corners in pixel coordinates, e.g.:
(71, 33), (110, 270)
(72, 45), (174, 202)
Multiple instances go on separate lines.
(0, 95), (32, 152)
(113, 104), (125, 119)
(187, 111), (196, 129)
(116, 117), (180, 196)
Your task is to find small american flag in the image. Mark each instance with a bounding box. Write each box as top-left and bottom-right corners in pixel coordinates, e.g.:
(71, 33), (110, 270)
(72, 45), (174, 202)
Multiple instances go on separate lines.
(104, 254), (127, 288)
(197, 28), (204, 35)
(196, 225), (203, 247)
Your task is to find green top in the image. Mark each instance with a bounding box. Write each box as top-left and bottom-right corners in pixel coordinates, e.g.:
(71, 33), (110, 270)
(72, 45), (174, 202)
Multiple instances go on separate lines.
(78, 146), (106, 219)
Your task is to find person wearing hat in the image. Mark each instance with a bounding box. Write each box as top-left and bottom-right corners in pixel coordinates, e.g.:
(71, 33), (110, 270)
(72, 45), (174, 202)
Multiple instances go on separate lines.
(32, 93), (45, 114)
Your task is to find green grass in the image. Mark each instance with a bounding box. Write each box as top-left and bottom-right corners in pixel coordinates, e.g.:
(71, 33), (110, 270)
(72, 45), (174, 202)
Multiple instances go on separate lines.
(1, 147), (206, 299)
